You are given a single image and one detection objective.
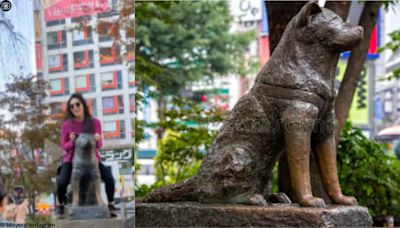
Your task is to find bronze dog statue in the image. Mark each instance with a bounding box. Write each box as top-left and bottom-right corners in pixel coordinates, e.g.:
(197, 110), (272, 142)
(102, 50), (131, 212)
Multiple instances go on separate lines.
(145, 2), (363, 207)
(70, 133), (103, 207)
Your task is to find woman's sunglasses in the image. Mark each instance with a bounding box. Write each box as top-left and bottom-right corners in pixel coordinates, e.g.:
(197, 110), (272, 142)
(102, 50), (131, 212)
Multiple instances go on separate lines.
(70, 102), (81, 109)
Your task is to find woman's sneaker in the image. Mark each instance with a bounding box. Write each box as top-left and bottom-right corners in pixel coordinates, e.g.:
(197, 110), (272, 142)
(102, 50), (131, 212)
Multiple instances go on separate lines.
(108, 203), (117, 217)
(108, 203), (117, 211)
(55, 205), (64, 219)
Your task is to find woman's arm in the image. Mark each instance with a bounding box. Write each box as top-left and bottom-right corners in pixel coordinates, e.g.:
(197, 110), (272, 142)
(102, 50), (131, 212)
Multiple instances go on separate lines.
(61, 121), (74, 151)
(94, 118), (103, 149)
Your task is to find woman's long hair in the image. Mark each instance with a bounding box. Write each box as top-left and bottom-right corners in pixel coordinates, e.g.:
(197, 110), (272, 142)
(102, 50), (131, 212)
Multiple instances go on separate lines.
(0, 182), (6, 203)
(65, 93), (94, 134)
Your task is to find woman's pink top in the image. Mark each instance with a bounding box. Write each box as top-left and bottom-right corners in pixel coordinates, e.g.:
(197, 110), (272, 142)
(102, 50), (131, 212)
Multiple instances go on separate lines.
(60, 118), (103, 163)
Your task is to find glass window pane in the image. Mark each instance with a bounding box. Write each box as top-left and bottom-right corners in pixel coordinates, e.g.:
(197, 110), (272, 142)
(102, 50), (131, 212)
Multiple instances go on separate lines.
(73, 30), (85, 41)
(130, 95), (134, 103)
(51, 102), (62, 114)
(48, 55), (61, 68)
(50, 79), (61, 91)
(101, 72), (114, 84)
(103, 97), (115, 109)
(104, 121), (116, 132)
(47, 32), (58, 45)
(75, 75), (87, 87)
(100, 48), (112, 58)
(73, 52), (85, 63)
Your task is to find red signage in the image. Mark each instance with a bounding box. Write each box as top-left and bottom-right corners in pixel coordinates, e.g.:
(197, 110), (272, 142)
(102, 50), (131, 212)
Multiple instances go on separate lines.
(368, 25), (378, 58)
(45, 0), (109, 22)
(36, 43), (42, 71)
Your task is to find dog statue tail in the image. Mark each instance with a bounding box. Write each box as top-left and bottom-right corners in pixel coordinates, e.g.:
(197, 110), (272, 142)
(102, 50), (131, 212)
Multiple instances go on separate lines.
(143, 177), (198, 203)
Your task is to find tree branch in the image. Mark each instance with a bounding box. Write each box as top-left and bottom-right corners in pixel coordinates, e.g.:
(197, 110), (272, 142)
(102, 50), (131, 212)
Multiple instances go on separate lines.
(325, 1), (351, 20)
(335, 1), (383, 143)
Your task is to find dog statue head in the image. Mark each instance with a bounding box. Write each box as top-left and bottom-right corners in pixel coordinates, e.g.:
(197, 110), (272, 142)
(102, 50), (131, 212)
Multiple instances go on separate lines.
(288, 1), (364, 52)
(74, 133), (96, 162)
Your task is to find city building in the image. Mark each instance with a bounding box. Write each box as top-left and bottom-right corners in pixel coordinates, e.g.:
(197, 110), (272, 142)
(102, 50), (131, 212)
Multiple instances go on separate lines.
(373, 4), (400, 134)
(33, 0), (134, 165)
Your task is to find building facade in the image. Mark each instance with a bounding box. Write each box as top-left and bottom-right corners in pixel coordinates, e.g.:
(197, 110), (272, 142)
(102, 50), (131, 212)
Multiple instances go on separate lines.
(372, 3), (400, 134)
(33, 0), (134, 162)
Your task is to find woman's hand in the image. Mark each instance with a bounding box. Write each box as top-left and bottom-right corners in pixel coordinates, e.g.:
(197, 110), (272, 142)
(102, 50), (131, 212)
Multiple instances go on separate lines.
(69, 132), (77, 141)
(4, 204), (17, 221)
(94, 133), (101, 141)
(15, 199), (28, 224)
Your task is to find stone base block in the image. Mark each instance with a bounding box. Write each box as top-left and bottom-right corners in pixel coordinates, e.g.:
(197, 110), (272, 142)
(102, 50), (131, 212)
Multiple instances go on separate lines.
(136, 202), (372, 227)
(56, 213), (135, 228)
(68, 205), (109, 220)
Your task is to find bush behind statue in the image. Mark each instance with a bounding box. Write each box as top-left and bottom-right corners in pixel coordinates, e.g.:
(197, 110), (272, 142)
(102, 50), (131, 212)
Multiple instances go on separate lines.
(338, 121), (400, 217)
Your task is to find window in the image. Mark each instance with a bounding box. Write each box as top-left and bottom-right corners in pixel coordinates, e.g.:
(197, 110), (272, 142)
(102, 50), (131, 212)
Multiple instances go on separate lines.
(101, 71), (122, 91)
(103, 120), (125, 139)
(102, 95), (124, 115)
(119, 120), (125, 139)
(50, 102), (67, 119)
(73, 50), (94, 70)
(75, 74), (95, 93)
(117, 96), (124, 114)
(71, 15), (91, 23)
(49, 78), (69, 97)
(102, 96), (117, 114)
(73, 27), (93, 46)
(50, 102), (63, 114)
(128, 71), (135, 87)
(86, 98), (97, 116)
(46, 19), (65, 27)
(98, 0), (118, 18)
(126, 43), (134, 62)
(100, 46), (120, 66)
(48, 54), (68, 73)
(47, 31), (67, 49)
(138, 164), (155, 175)
(129, 94), (134, 113)
(98, 22), (113, 42)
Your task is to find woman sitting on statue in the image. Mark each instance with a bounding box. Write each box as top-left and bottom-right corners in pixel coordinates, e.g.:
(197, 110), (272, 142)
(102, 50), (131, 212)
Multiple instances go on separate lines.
(55, 93), (116, 218)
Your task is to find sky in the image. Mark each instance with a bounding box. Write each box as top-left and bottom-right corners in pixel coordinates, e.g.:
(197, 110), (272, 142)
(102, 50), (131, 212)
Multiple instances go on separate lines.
(0, 0), (35, 120)
(384, 4), (400, 61)
(0, 0), (35, 90)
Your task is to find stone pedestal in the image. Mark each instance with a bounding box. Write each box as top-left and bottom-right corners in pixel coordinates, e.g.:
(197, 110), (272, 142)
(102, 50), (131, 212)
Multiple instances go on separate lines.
(56, 212), (135, 228)
(136, 202), (372, 227)
(67, 205), (109, 220)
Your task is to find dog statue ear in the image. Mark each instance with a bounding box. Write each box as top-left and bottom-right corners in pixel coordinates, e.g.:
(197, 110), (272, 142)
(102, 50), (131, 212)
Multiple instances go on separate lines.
(297, 1), (322, 27)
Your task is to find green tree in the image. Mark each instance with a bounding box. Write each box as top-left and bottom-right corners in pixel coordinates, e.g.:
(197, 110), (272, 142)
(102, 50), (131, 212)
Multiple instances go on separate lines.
(151, 98), (225, 185)
(135, 97), (225, 197)
(0, 75), (60, 217)
(379, 29), (400, 80)
(135, 1), (254, 193)
(136, 1), (255, 96)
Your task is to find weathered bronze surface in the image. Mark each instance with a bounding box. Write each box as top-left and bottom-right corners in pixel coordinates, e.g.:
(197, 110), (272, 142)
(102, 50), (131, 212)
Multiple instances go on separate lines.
(144, 2), (363, 207)
(70, 133), (103, 207)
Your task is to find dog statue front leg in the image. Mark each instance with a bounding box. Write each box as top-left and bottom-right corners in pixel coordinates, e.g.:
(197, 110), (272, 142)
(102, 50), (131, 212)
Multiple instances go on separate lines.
(71, 173), (80, 207)
(315, 136), (357, 205)
(281, 102), (325, 207)
(95, 179), (104, 205)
